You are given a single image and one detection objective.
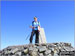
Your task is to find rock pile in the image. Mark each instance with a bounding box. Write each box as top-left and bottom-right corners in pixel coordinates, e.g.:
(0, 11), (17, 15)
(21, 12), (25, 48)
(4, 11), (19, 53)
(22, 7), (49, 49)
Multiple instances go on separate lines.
(0, 42), (75, 56)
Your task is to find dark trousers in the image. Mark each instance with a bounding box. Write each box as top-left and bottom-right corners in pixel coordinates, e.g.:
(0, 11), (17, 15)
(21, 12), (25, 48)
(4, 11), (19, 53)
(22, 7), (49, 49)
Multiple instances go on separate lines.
(29, 30), (39, 43)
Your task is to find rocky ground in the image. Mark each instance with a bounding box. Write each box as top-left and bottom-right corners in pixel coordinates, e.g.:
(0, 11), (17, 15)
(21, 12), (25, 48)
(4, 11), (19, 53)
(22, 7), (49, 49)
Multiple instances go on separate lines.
(0, 42), (75, 56)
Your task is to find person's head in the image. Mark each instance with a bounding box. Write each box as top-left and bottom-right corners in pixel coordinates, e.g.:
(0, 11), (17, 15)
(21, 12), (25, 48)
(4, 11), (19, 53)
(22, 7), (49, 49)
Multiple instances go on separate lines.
(34, 17), (37, 22)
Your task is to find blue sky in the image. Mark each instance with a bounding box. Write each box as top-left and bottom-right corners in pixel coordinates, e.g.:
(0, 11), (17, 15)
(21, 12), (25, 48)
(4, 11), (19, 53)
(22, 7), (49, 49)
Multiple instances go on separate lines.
(1, 1), (74, 49)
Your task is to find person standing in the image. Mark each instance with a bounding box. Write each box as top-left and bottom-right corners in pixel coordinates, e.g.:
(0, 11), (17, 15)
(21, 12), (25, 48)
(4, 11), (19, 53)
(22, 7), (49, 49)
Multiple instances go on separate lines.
(29, 17), (40, 44)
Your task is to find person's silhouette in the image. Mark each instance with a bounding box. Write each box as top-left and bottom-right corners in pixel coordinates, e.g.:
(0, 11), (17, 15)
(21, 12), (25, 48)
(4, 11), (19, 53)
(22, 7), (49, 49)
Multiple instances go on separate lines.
(29, 17), (40, 44)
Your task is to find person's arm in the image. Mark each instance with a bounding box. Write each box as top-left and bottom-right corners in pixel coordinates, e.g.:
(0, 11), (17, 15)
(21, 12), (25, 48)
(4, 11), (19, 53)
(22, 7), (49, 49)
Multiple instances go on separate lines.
(38, 22), (41, 28)
(29, 22), (35, 29)
(30, 26), (35, 29)
(30, 25), (32, 28)
(38, 22), (41, 31)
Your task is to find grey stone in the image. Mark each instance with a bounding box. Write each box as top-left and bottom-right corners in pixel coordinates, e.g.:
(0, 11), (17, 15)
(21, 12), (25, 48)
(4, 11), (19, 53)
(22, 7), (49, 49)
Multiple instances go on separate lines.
(11, 48), (19, 54)
(38, 46), (47, 53)
(49, 48), (54, 51)
(15, 51), (22, 56)
(54, 53), (59, 56)
(23, 49), (29, 54)
(30, 51), (38, 56)
(46, 54), (52, 56)
(39, 53), (44, 56)
(44, 50), (51, 55)
(29, 47), (38, 52)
